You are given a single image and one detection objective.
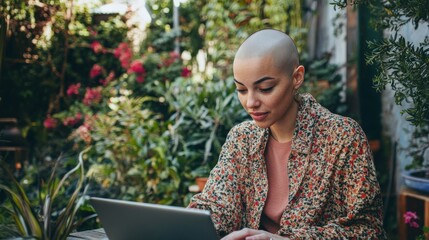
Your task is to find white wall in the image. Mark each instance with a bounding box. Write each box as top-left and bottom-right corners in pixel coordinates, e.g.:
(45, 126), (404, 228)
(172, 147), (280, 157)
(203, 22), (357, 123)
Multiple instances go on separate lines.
(308, 0), (347, 100)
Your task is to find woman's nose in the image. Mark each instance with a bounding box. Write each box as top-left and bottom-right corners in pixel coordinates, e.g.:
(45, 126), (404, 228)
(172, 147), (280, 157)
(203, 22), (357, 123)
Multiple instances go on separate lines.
(246, 92), (260, 109)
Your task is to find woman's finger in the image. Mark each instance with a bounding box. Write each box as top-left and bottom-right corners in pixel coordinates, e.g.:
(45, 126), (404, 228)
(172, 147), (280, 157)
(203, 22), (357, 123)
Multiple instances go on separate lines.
(244, 233), (272, 240)
(221, 228), (262, 240)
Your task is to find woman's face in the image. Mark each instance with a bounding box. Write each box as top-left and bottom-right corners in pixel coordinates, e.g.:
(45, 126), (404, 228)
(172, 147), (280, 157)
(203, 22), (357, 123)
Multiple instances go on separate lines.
(233, 55), (303, 129)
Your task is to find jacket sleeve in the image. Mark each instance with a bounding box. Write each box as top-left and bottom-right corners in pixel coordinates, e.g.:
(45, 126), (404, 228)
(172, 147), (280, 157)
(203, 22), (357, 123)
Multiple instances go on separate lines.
(286, 119), (386, 239)
(188, 126), (246, 236)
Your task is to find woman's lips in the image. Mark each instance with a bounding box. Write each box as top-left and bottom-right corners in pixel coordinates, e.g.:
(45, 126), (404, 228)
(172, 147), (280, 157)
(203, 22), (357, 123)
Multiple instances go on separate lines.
(249, 112), (269, 121)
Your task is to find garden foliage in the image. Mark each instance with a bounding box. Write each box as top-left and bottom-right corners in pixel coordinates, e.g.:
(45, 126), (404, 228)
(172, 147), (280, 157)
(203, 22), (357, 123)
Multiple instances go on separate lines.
(1, 1), (348, 236)
(332, 0), (429, 127)
(0, 150), (94, 239)
(331, 0), (429, 168)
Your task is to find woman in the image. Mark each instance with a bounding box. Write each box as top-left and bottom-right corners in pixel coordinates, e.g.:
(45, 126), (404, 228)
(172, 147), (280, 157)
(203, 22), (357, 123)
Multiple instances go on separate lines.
(188, 29), (386, 239)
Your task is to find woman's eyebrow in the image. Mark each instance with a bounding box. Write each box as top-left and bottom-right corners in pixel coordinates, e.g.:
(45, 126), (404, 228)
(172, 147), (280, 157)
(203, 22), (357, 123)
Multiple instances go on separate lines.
(234, 76), (275, 86)
(233, 79), (244, 86)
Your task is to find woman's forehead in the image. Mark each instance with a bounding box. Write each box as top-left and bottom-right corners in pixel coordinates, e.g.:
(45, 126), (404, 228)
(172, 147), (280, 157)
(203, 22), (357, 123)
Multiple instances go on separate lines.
(233, 55), (281, 76)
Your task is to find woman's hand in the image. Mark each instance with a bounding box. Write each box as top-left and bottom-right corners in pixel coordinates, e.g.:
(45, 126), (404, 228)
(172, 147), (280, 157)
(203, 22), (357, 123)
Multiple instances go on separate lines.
(220, 228), (290, 240)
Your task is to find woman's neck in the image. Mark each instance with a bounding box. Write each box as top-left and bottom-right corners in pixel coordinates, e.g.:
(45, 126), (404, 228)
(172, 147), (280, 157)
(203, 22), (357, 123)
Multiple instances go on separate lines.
(269, 99), (299, 143)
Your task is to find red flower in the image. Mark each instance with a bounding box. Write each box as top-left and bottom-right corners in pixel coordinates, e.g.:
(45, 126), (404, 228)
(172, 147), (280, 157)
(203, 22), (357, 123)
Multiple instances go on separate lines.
(90, 41), (104, 54)
(114, 42), (130, 57)
(181, 67), (192, 78)
(162, 51), (180, 67)
(83, 87), (102, 106)
(63, 113), (82, 126)
(87, 27), (97, 37)
(99, 71), (115, 86)
(169, 51), (180, 59)
(114, 42), (133, 68)
(136, 74), (145, 83)
(66, 83), (81, 96)
(114, 48), (121, 58)
(83, 114), (96, 131)
(43, 116), (57, 129)
(119, 51), (132, 69)
(128, 60), (145, 74)
(90, 64), (104, 79)
(404, 211), (419, 228)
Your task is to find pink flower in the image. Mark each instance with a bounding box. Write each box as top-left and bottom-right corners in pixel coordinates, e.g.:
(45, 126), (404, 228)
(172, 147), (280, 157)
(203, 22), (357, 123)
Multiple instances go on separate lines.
(128, 60), (145, 74)
(63, 113), (82, 126)
(43, 116), (57, 129)
(76, 125), (91, 144)
(126, 60), (145, 83)
(181, 67), (192, 78)
(404, 211), (419, 228)
(87, 27), (97, 37)
(83, 87), (102, 106)
(90, 41), (104, 54)
(83, 115), (96, 130)
(114, 42), (130, 58)
(162, 51), (180, 67)
(169, 51), (180, 59)
(114, 48), (121, 58)
(114, 42), (133, 68)
(99, 71), (115, 86)
(410, 221), (420, 228)
(136, 74), (145, 83)
(90, 64), (104, 79)
(66, 83), (81, 96)
(119, 51), (132, 69)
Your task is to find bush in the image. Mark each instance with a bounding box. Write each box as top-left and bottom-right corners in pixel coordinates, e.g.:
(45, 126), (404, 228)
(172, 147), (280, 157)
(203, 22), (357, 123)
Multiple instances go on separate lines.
(1, 0), (347, 210)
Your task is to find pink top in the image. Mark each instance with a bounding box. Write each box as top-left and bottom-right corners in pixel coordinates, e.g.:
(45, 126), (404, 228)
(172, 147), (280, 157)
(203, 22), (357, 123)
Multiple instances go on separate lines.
(260, 136), (292, 233)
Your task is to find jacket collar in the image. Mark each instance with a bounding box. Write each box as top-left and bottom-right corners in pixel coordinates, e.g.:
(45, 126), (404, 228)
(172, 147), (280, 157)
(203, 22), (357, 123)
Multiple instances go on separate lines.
(288, 93), (318, 202)
(251, 93), (319, 202)
(292, 93), (318, 155)
(251, 93), (318, 154)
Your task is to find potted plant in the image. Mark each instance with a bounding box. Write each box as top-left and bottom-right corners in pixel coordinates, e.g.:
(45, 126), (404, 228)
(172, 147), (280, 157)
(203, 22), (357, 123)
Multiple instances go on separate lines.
(0, 149), (95, 239)
(191, 165), (212, 192)
(401, 127), (429, 192)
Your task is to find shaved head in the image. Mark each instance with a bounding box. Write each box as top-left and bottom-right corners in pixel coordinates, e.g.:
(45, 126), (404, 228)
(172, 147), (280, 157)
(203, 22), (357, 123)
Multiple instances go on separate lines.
(234, 29), (299, 76)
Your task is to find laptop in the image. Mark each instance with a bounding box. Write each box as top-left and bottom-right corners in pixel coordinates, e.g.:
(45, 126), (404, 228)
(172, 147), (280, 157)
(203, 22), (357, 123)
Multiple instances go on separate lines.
(90, 197), (220, 240)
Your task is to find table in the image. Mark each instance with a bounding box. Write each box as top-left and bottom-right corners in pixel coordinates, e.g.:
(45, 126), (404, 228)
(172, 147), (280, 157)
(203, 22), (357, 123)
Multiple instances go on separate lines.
(398, 188), (429, 239)
(67, 228), (108, 240)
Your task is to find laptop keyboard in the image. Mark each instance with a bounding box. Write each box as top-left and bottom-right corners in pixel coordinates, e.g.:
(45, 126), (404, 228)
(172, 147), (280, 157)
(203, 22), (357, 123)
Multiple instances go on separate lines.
(68, 228), (108, 240)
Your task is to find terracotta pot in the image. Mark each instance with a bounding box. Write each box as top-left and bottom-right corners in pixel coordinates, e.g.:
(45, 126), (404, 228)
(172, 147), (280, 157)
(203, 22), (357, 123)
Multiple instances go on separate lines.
(196, 177), (208, 192)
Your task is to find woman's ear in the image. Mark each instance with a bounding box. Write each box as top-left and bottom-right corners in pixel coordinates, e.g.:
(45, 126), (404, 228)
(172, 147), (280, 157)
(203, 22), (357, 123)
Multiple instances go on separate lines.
(293, 65), (305, 90)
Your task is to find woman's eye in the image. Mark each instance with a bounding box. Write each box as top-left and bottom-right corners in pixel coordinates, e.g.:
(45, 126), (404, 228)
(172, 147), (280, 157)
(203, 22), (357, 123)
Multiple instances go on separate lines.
(236, 89), (247, 94)
(260, 87), (274, 93)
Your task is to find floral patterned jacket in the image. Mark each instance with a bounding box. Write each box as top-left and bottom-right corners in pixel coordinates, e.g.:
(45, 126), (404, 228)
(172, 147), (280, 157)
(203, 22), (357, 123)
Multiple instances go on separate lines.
(189, 93), (386, 239)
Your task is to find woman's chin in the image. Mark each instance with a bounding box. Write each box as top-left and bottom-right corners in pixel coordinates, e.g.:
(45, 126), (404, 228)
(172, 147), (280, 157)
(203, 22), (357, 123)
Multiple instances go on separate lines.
(253, 120), (271, 129)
